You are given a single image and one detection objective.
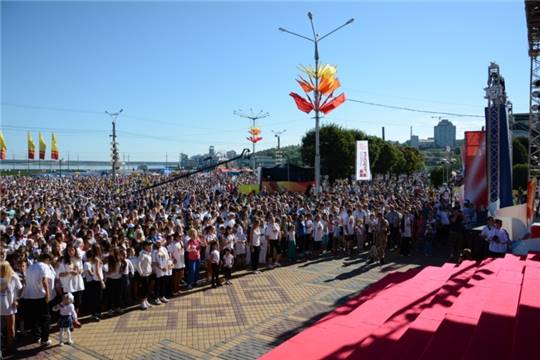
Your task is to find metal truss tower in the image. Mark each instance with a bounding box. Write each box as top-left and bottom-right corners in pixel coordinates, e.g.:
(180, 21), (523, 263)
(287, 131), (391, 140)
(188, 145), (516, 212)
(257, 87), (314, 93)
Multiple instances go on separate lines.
(484, 63), (513, 209)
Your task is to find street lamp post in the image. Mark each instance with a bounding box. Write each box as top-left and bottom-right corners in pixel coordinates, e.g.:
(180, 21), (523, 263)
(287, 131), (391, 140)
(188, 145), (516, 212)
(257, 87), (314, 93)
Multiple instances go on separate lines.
(105, 109), (123, 178)
(272, 129), (286, 165)
(279, 13), (354, 195)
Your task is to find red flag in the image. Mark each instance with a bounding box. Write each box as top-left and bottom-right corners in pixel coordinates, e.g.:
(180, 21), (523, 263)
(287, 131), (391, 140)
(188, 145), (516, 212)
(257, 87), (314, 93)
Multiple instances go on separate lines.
(320, 93), (346, 115)
(289, 92), (314, 113)
(296, 78), (314, 93)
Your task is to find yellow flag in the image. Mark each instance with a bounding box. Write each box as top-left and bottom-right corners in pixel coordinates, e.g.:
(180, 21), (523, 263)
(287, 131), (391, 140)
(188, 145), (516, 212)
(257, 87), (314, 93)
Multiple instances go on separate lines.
(51, 133), (59, 160)
(39, 132), (46, 160)
(0, 131), (6, 160)
(27, 132), (35, 159)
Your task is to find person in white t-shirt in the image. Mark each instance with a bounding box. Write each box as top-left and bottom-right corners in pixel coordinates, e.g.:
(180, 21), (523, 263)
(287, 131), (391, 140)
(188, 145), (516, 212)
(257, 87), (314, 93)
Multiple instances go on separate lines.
(233, 223), (247, 269)
(0, 261), (23, 353)
(137, 241), (153, 310)
(209, 242), (221, 288)
(487, 219), (510, 257)
(52, 292), (77, 346)
(222, 248), (234, 285)
(313, 215), (324, 256)
(168, 233), (185, 295)
(266, 217), (281, 267)
(22, 252), (54, 347)
(152, 238), (171, 305)
(56, 243), (84, 327)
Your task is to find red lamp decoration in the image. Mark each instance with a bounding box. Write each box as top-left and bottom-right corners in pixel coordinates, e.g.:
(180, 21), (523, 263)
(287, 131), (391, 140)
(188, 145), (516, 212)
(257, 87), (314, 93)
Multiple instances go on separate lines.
(289, 64), (346, 115)
(247, 127), (262, 143)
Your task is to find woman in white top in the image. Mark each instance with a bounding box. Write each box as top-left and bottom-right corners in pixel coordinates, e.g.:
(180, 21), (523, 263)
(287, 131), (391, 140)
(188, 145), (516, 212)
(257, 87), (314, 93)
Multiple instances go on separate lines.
(250, 219), (263, 273)
(0, 261), (23, 352)
(57, 243), (85, 323)
(105, 247), (127, 314)
(168, 233), (185, 295)
(137, 241), (153, 310)
(233, 223), (247, 269)
(152, 239), (171, 305)
(83, 244), (105, 321)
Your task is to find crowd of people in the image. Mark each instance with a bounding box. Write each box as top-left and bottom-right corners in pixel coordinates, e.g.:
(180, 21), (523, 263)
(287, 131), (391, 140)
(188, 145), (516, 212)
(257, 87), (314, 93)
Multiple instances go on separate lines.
(0, 172), (506, 355)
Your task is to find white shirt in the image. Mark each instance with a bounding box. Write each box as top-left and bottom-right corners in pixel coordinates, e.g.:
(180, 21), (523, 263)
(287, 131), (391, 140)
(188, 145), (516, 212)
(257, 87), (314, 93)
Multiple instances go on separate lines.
(209, 249), (220, 264)
(314, 221), (324, 242)
(0, 274), (23, 315)
(53, 302), (78, 323)
(168, 242), (185, 269)
(22, 262), (51, 299)
(138, 250), (153, 277)
(305, 220), (313, 235)
(57, 259), (85, 293)
(252, 227), (263, 247)
(152, 247), (171, 277)
(265, 223), (280, 240)
(223, 253), (234, 268)
(223, 234), (235, 250)
(83, 260), (104, 282)
(489, 227), (510, 253)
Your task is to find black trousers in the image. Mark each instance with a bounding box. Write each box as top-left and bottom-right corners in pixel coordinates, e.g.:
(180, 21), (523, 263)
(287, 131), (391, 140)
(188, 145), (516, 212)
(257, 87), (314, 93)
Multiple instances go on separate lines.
(211, 263), (220, 286)
(139, 275), (150, 299)
(107, 278), (122, 310)
(85, 280), (103, 316)
(251, 246), (261, 271)
(400, 237), (411, 256)
(24, 297), (50, 342)
(223, 266), (232, 280)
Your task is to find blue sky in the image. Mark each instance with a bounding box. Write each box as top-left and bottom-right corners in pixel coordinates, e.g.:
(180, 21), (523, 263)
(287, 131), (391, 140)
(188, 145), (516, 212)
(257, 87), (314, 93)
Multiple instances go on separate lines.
(1, 0), (530, 161)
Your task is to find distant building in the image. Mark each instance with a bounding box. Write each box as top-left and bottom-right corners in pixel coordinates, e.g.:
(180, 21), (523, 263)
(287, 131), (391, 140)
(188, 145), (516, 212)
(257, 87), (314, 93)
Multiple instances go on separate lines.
(410, 135), (419, 149)
(419, 138), (436, 149)
(209, 146), (215, 158)
(226, 150), (237, 159)
(434, 119), (456, 148)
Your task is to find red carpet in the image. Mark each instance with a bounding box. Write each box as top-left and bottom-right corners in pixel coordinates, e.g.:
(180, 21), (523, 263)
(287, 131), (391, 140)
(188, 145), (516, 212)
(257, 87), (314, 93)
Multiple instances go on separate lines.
(260, 252), (540, 360)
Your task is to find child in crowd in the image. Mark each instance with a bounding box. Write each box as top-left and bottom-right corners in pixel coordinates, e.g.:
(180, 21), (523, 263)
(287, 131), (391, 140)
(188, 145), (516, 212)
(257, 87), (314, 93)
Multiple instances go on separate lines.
(287, 224), (296, 261)
(53, 293), (77, 346)
(222, 248), (234, 285)
(209, 242), (220, 288)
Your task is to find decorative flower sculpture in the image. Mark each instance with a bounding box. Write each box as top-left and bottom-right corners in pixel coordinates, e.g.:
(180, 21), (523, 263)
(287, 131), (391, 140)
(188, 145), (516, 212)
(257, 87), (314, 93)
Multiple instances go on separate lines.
(289, 64), (346, 115)
(247, 127), (262, 143)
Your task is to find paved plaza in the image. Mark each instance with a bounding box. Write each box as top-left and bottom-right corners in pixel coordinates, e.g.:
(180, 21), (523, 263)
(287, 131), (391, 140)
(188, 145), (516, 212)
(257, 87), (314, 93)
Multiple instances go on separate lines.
(16, 252), (446, 360)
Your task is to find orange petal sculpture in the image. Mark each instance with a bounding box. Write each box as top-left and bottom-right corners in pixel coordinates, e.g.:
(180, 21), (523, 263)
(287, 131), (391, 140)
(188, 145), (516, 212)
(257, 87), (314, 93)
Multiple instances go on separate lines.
(290, 64), (345, 115)
(248, 127), (262, 143)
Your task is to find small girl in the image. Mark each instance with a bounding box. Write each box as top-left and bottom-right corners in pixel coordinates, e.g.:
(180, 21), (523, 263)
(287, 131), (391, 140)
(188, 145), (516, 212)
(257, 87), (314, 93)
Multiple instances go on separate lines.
(287, 224), (296, 261)
(222, 248), (234, 285)
(209, 242), (220, 288)
(53, 293), (78, 345)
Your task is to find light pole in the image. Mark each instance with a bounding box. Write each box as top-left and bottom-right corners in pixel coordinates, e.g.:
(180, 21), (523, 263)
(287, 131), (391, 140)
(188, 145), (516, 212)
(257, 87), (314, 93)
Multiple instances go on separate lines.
(279, 12), (354, 194)
(105, 109), (123, 177)
(234, 109), (270, 170)
(272, 129), (286, 165)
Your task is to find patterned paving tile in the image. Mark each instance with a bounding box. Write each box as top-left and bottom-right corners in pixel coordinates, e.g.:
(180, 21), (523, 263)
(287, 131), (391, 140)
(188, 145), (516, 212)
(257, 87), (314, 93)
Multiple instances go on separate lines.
(8, 253), (444, 360)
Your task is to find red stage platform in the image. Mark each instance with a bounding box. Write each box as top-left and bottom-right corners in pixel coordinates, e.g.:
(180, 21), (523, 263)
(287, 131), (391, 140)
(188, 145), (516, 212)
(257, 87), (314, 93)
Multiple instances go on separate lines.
(260, 252), (540, 360)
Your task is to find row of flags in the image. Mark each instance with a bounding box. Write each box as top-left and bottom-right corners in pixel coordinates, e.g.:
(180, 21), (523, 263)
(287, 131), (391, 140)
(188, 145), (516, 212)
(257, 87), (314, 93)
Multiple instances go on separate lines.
(0, 131), (59, 160)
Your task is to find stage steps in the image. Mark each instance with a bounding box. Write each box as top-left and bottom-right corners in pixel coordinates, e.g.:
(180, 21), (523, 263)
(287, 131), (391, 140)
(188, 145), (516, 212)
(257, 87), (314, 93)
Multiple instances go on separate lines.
(260, 253), (540, 360)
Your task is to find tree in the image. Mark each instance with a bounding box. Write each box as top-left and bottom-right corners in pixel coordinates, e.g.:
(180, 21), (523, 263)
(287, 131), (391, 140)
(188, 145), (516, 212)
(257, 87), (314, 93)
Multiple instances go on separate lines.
(399, 147), (425, 175)
(301, 124), (356, 181)
(430, 166), (445, 188)
(513, 163), (528, 190)
(513, 137), (528, 165)
(373, 142), (400, 175)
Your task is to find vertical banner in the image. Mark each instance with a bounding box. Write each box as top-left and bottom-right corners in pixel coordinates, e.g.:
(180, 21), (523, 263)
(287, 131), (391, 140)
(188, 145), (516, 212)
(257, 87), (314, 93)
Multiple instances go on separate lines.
(51, 133), (59, 160)
(27, 132), (35, 159)
(355, 140), (372, 180)
(0, 131), (6, 160)
(464, 131), (487, 208)
(527, 178), (537, 225)
(39, 132), (46, 160)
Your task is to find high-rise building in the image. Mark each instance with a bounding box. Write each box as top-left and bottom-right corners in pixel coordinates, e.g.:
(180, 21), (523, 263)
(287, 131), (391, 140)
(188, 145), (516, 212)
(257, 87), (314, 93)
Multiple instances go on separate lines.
(434, 119), (456, 148)
(209, 146), (215, 158)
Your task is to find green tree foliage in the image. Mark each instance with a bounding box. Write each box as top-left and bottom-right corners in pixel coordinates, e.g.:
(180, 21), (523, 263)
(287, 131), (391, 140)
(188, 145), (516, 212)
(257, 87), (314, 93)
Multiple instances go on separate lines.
(512, 137), (528, 165)
(513, 163), (528, 190)
(430, 166), (445, 188)
(301, 124), (355, 181)
(301, 124), (423, 181)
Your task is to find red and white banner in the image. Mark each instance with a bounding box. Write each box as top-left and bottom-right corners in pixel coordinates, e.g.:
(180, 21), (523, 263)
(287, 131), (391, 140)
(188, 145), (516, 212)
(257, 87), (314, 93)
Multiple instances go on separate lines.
(464, 131), (487, 208)
(355, 140), (371, 180)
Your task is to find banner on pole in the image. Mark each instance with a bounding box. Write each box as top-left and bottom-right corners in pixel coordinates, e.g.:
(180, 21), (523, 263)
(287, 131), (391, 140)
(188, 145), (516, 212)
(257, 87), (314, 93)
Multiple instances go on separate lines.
(464, 131), (487, 208)
(355, 140), (371, 180)
(27, 132), (35, 160)
(39, 132), (46, 160)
